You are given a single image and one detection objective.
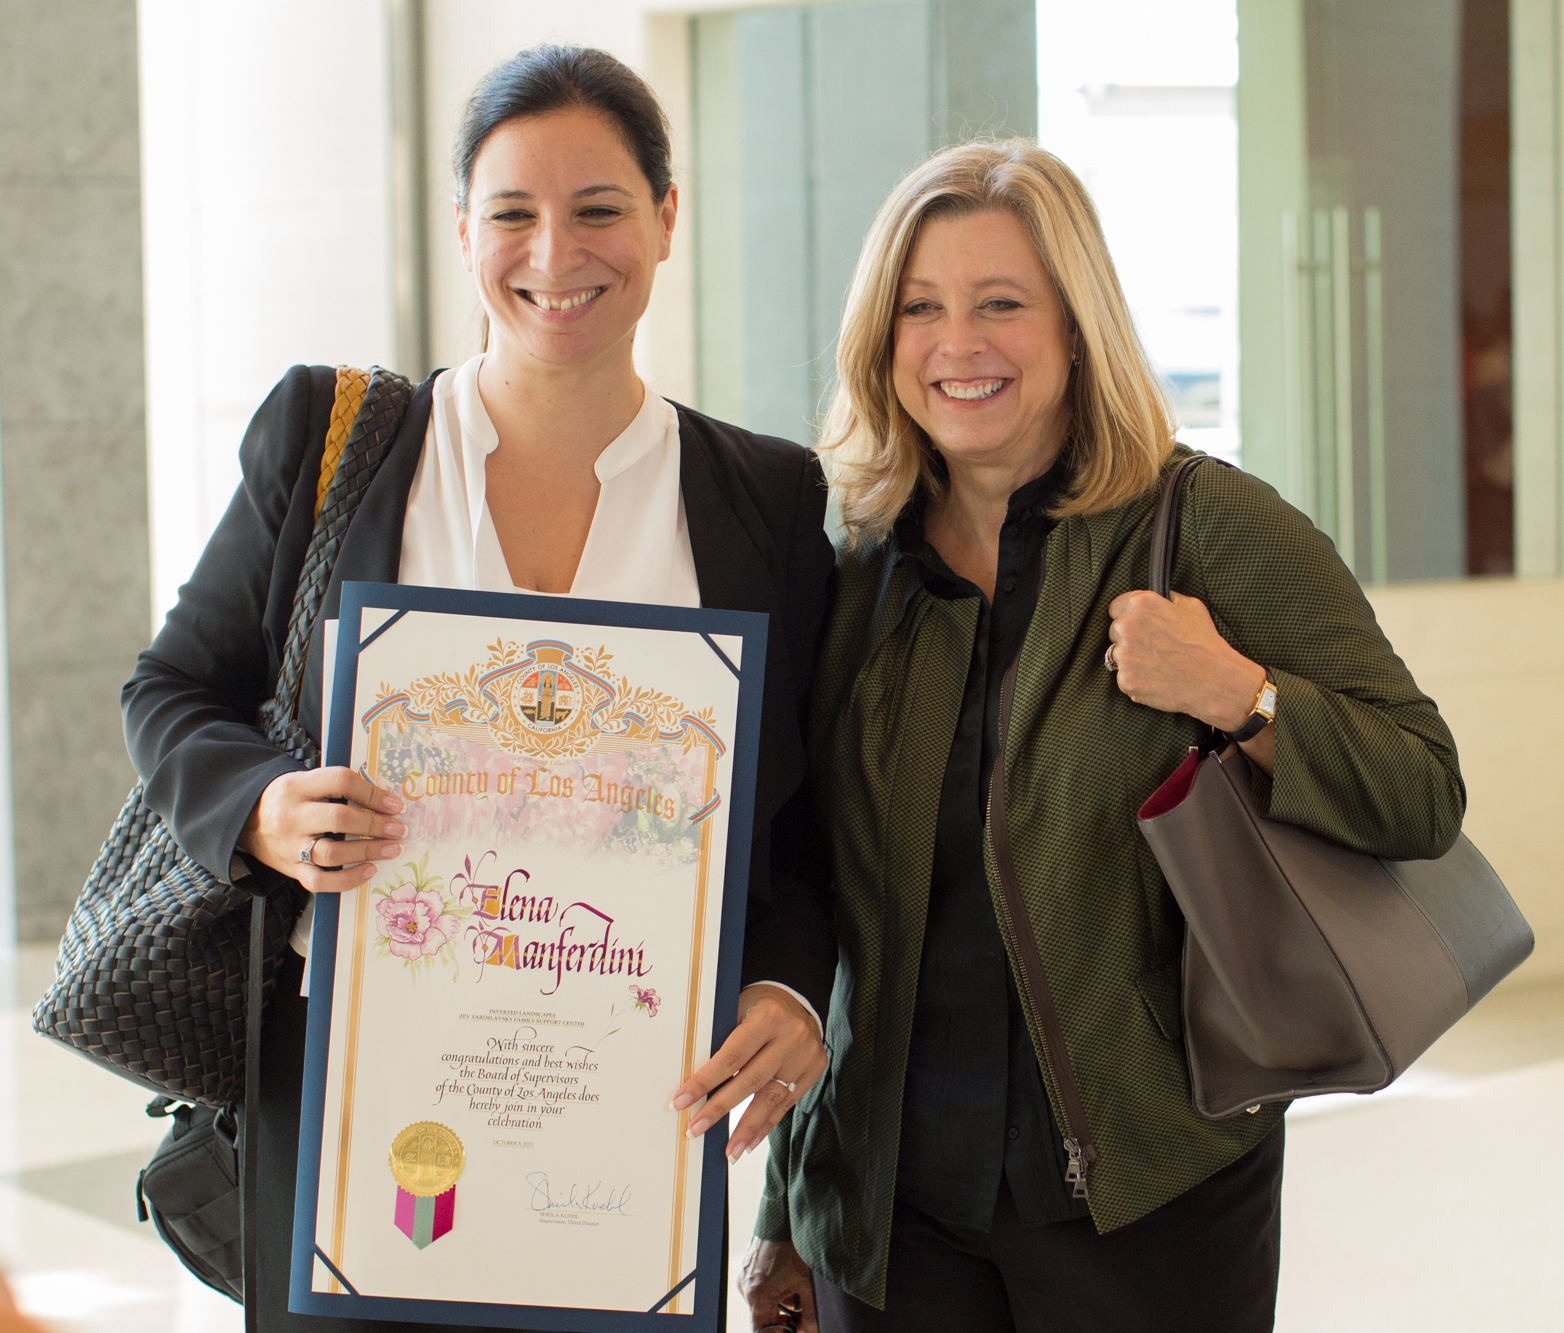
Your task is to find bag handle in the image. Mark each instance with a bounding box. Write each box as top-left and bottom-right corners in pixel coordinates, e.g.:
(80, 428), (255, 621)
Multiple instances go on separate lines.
(1148, 454), (1212, 599)
(1149, 452), (1242, 760)
(259, 365), (413, 755)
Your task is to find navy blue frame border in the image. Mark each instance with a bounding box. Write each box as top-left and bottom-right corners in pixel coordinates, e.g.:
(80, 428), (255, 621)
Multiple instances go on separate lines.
(289, 582), (769, 1330)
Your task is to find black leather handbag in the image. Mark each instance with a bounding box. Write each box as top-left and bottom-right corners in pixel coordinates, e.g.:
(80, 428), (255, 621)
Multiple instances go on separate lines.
(1135, 455), (1535, 1118)
(137, 1095), (244, 1303)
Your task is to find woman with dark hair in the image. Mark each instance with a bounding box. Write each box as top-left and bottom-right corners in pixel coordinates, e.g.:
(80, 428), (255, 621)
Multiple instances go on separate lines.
(124, 46), (833, 1331)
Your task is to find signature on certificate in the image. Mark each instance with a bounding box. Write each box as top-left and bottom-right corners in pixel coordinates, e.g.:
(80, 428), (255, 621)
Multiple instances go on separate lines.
(525, 1172), (632, 1216)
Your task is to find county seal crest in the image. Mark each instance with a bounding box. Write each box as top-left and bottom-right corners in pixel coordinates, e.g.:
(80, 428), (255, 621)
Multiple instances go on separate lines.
(513, 644), (579, 734)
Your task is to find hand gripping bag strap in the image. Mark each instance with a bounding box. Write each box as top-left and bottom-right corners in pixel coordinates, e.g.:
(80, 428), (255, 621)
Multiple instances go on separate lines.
(31, 366), (413, 1108)
(1150, 453), (1226, 759)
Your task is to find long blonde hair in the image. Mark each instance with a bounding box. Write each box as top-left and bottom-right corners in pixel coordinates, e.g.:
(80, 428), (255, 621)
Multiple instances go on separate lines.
(819, 140), (1176, 547)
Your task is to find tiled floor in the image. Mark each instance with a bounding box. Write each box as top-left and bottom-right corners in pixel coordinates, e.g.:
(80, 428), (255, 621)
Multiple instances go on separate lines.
(1273, 979), (1564, 1332)
(4, 944), (1561, 1331)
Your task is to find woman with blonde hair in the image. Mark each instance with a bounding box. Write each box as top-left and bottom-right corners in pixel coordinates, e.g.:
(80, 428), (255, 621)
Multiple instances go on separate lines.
(739, 141), (1463, 1331)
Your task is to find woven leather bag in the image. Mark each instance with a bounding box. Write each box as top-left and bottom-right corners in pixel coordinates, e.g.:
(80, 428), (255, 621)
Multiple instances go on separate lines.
(1136, 455), (1535, 1118)
(31, 366), (413, 1107)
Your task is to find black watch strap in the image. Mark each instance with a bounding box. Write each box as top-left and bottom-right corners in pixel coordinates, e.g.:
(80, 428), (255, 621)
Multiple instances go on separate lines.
(1226, 675), (1277, 743)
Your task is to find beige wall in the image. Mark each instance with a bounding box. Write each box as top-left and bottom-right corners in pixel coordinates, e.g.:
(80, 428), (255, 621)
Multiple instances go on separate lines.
(1367, 576), (1564, 983)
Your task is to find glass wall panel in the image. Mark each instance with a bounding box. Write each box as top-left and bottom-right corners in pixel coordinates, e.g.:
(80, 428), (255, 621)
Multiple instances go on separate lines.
(691, 0), (1037, 441)
(1239, 0), (1512, 582)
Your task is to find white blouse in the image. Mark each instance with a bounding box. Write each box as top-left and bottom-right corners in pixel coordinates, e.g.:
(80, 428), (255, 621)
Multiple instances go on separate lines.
(399, 353), (701, 603)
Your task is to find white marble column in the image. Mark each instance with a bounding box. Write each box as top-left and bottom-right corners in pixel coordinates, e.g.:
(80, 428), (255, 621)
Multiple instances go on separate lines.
(0, 0), (150, 943)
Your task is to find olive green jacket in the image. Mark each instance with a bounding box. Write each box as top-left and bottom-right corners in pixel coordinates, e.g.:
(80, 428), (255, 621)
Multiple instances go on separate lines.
(756, 452), (1464, 1308)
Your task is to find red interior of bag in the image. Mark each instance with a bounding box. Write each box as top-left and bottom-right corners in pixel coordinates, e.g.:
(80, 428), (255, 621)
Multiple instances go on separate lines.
(1137, 750), (1201, 820)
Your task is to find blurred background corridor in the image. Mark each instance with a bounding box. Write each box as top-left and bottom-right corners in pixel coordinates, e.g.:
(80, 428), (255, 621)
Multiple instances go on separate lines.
(1, 0), (1561, 1328)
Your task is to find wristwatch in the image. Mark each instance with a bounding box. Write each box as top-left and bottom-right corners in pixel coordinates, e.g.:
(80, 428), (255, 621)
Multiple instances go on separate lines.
(1227, 673), (1277, 743)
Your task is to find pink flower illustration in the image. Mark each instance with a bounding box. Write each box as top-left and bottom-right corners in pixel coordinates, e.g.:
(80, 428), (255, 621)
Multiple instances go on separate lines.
(630, 985), (660, 1017)
(376, 883), (459, 960)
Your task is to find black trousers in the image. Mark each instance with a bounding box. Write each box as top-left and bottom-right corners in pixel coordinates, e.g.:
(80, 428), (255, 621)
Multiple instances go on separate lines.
(247, 951), (728, 1330)
(814, 1125), (1284, 1333)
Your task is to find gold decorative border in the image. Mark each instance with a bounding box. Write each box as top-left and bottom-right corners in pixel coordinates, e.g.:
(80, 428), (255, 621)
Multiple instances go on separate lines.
(327, 716), (381, 1290)
(666, 740), (719, 1314)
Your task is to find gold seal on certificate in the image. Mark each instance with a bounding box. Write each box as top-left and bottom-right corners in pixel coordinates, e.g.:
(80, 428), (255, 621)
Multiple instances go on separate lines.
(389, 1121), (465, 1196)
(390, 1121), (465, 1250)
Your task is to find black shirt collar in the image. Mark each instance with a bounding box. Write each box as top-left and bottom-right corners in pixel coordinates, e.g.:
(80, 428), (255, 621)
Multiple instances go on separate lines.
(893, 460), (1071, 592)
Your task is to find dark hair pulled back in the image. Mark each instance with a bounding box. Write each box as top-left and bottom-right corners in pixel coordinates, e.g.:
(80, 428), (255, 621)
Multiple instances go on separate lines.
(453, 45), (674, 210)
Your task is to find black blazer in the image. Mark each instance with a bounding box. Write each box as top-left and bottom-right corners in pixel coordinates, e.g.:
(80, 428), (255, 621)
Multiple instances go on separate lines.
(122, 366), (838, 1016)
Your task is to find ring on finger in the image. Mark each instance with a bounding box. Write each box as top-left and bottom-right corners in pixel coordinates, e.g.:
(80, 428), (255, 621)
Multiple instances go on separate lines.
(1104, 643), (1119, 673)
(299, 836), (322, 866)
(771, 1076), (797, 1094)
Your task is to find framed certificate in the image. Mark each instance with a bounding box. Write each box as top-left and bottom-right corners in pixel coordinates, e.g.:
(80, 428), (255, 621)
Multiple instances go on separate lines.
(289, 582), (767, 1330)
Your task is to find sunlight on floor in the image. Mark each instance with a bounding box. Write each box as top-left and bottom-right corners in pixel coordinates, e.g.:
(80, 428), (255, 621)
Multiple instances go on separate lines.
(3, 946), (1560, 1332)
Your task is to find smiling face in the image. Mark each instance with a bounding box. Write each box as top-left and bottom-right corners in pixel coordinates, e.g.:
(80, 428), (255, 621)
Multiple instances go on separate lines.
(892, 208), (1075, 480)
(457, 108), (677, 372)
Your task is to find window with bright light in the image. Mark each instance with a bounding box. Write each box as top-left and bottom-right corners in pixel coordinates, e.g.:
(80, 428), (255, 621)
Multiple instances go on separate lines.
(1038, 0), (1241, 464)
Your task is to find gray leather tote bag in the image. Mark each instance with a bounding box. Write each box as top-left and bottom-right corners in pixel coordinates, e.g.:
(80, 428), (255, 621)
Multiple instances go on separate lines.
(1135, 456), (1534, 1119)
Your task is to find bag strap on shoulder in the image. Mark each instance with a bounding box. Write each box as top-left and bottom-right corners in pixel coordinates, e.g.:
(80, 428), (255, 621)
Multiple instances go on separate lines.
(316, 366), (372, 519)
(263, 365), (413, 746)
(1148, 453), (1230, 600)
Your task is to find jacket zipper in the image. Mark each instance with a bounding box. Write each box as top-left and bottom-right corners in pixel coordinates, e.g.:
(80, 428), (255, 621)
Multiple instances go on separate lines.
(987, 659), (1100, 1200)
